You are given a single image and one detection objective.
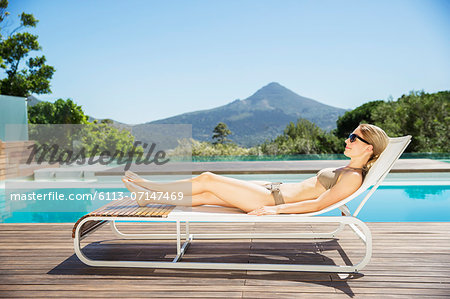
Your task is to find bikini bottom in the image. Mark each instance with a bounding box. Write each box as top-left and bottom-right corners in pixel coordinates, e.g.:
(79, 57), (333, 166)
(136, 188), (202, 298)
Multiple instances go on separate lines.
(262, 182), (285, 205)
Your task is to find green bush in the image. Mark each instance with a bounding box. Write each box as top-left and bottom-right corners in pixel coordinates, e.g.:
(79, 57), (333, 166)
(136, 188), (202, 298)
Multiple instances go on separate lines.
(260, 118), (343, 155)
(371, 90), (449, 152)
(171, 138), (261, 157)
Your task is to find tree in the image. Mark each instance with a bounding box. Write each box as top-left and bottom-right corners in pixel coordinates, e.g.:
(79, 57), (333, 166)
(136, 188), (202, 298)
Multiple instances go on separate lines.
(100, 118), (114, 124)
(0, 0), (8, 67)
(212, 122), (232, 145)
(0, 0), (55, 96)
(27, 98), (143, 162)
(0, 0), (8, 24)
(260, 118), (342, 155)
(371, 90), (449, 152)
(28, 98), (88, 124)
(333, 100), (385, 138)
(333, 90), (449, 153)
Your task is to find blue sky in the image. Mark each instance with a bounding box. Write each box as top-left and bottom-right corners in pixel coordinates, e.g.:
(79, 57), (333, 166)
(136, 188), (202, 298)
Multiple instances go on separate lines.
(4, 0), (450, 124)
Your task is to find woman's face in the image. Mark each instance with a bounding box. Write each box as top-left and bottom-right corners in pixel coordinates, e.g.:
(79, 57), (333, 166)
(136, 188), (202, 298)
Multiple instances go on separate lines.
(343, 127), (373, 158)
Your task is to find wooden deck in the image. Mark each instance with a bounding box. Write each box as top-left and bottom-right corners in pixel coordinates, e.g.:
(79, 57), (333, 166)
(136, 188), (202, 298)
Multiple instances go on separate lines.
(0, 222), (449, 298)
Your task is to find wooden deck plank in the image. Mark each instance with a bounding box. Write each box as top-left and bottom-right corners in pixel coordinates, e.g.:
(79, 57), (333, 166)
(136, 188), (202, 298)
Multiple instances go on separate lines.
(0, 222), (449, 297)
(0, 290), (244, 298)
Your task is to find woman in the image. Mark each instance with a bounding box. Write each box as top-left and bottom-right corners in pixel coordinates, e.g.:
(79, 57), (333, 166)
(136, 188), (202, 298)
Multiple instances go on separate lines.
(122, 124), (389, 215)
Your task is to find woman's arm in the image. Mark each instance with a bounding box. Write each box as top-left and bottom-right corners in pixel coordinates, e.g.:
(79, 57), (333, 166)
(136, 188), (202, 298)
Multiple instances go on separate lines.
(248, 172), (362, 215)
(279, 172), (362, 214)
(277, 198), (321, 214)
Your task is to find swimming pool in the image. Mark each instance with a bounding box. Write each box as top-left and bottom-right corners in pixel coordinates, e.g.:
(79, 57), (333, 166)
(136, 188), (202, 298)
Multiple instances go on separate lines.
(1, 173), (449, 223)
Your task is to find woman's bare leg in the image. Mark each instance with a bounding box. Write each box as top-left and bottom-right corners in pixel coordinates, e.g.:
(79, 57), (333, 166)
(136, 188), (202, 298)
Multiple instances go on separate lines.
(124, 171), (272, 196)
(123, 171), (274, 212)
(191, 191), (235, 207)
(123, 179), (234, 208)
(123, 171), (200, 195)
(125, 171), (272, 187)
(122, 179), (188, 207)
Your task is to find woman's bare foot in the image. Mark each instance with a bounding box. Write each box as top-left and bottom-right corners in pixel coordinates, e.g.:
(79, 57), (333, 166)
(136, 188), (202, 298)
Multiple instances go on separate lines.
(122, 177), (194, 208)
(121, 177), (153, 207)
(124, 170), (148, 183)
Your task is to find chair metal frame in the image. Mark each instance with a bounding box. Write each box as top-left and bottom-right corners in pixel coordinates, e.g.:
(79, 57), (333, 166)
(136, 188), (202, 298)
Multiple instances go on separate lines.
(73, 136), (411, 274)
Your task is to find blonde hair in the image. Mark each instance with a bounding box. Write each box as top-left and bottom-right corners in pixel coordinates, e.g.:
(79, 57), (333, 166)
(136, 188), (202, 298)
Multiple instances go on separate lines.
(358, 124), (390, 174)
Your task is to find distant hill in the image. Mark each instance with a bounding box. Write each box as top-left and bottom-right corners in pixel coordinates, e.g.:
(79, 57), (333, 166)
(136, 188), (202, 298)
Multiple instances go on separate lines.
(26, 95), (43, 107)
(136, 82), (348, 147)
(27, 83), (349, 148)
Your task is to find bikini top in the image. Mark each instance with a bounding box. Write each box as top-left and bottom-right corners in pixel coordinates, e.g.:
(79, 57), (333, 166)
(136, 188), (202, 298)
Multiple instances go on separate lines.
(316, 166), (365, 190)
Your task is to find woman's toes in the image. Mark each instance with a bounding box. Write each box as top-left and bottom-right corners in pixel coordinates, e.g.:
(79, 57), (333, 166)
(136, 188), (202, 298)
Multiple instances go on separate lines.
(122, 181), (131, 191)
(125, 170), (139, 179)
(125, 175), (138, 182)
(124, 171), (146, 183)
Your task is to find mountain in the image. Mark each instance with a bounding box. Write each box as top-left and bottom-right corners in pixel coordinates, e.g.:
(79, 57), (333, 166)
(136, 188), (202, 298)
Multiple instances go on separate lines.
(135, 82), (348, 147)
(26, 95), (43, 107)
(27, 83), (349, 148)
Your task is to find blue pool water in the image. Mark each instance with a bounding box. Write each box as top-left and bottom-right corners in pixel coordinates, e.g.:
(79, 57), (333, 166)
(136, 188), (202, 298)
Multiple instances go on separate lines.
(1, 184), (449, 223)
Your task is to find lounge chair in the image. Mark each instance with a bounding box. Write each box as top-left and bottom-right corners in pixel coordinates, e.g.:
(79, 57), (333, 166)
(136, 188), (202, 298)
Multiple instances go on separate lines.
(72, 135), (412, 274)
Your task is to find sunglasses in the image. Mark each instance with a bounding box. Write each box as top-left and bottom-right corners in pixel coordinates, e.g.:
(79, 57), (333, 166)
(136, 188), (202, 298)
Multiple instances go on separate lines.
(348, 133), (371, 145)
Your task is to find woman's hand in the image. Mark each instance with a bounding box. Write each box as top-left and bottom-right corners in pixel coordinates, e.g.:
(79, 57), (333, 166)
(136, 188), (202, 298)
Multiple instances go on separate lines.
(247, 205), (279, 216)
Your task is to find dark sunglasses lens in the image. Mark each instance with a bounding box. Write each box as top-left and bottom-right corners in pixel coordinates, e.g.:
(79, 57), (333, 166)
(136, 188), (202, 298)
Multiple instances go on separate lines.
(349, 134), (356, 142)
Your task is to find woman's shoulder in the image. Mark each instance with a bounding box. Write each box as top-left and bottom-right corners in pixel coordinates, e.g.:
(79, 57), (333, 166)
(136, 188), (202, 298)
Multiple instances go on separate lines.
(337, 167), (364, 183)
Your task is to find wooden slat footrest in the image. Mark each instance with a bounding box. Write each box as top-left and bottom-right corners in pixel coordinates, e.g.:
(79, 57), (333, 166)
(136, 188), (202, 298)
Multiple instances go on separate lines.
(77, 220), (109, 239)
(72, 197), (176, 238)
